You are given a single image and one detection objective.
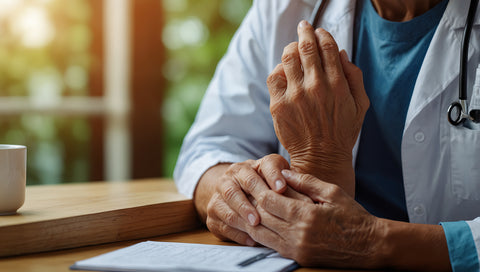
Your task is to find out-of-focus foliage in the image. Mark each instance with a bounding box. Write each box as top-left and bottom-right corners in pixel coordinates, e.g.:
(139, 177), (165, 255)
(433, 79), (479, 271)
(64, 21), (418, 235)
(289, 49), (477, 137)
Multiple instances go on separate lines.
(0, 0), (253, 183)
(0, 0), (92, 185)
(162, 0), (253, 176)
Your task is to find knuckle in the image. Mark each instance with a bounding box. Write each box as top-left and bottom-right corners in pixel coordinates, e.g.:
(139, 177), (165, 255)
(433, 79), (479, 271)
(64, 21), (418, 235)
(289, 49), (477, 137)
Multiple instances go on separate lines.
(298, 40), (317, 56)
(242, 175), (259, 193)
(244, 159), (256, 167)
(269, 99), (285, 118)
(267, 72), (287, 90)
(206, 216), (219, 234)
(326, 183), (343, 198)
(206, 194), (219, 216)
(257, 191), (269, 207)
(319, 38), (338, 52)
(223, 210), (237, 226)
(222, 185), (239, 203)
(358, 97), (370, 116)
(264, 153), (284, 164)
(304, 78), (322, 93)
(363, 97), (371, 111)
(281, 43), (299, 64)
(330, 74), (345, 88)
(219, 222), (230, 237)
(206, 216), (214, 229)
(269, 153), (283, 160)
(230, 231), (247, 245)
(225, 163), (239, 175)
(237, 201), (251, 217)
(289, 89), (306, 104)
(287, 203), (302, 217)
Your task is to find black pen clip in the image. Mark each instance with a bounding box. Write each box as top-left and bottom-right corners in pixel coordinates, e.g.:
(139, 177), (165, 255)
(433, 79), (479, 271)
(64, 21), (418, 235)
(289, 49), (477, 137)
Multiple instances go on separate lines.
(237, 250), (276, 267)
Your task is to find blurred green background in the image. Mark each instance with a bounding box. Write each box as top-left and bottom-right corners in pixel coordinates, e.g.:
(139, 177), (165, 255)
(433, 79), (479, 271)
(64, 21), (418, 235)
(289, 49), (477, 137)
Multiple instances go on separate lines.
(0, 0), (252, 185)
(162, 0), (253, 177)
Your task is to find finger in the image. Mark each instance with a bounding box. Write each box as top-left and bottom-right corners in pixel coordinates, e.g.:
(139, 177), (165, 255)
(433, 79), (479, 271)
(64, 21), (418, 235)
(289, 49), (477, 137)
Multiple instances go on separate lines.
(214, 194), (250, 232)
(207, 216), (256, 246)
(267, 63), (287, 100)
(256, 154), (289, 194)
(206, 194), (256, 246)
(281, 42), (303, 87)
(297, 20), (323, 81)
(220, 176), (260, 226)
(231, 163), (270, 198)
(339, 50), (370, 114)
(256, 205), (289, 233)
(246, 222), (286, 250)
(256, 190), (305, 221)
(315, 28), (347, 89)
(281, 169), (343, 204)
(283, 186), (313, 203)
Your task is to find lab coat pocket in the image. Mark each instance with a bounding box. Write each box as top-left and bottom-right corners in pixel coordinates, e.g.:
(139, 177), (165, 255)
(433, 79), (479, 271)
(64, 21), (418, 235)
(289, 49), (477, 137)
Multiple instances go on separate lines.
(450, 126), (480, 200)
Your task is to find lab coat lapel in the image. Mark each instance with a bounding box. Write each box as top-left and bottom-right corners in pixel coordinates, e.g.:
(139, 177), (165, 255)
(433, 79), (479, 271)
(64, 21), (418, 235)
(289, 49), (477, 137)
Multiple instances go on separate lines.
(405, 1), (480, 130)
(316, 0), (356, 56)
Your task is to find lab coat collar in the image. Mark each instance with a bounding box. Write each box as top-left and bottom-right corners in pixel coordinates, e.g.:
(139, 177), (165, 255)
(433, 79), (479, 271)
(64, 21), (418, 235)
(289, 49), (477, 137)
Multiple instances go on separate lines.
(444, 0), (480, 30)
(405, 0), (479, 129)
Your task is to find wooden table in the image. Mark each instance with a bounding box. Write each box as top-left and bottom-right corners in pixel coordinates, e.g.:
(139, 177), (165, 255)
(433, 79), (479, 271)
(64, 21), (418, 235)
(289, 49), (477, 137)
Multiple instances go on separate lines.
(0, 179), (367, 272)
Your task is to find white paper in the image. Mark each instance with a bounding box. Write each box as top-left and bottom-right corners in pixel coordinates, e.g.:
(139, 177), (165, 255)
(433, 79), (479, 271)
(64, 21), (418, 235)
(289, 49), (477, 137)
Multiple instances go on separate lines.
(70, 241), (297, 272)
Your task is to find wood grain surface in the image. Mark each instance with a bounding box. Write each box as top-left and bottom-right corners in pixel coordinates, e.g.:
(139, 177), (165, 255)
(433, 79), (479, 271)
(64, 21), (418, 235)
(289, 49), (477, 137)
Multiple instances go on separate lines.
(0, 179), (201, 257)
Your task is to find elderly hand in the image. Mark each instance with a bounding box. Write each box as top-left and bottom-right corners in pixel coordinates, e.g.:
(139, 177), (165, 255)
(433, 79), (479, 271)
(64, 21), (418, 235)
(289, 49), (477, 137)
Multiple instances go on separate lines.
(266, 21), (369, 196)
(195, 154), (312, 246)
(247, 169), (381, 269)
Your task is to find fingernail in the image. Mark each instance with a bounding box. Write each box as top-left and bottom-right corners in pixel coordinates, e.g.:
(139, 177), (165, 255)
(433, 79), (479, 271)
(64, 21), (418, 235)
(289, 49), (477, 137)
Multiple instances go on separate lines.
(275, 180), (284, 191)
(298, 20), (308, 29)
(340, 50), (350, 63)
(246, 237), (255, 247)
(281, 169), (292, 179)
(248, 213), (256, 226)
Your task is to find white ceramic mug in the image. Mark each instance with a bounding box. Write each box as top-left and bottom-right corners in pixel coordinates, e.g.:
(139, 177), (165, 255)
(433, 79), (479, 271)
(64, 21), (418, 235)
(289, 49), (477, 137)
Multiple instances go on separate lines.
(0, 145), (26, 215)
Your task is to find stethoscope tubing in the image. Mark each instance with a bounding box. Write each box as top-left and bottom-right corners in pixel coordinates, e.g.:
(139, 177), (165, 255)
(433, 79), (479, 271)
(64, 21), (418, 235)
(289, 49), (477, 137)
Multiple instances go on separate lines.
(460, 0), (479, 101)
(448, 0), (479, 125)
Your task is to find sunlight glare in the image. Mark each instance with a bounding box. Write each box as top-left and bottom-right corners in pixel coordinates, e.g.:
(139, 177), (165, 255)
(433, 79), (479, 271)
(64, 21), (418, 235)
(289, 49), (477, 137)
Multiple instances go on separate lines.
(11, 5), (55, 48)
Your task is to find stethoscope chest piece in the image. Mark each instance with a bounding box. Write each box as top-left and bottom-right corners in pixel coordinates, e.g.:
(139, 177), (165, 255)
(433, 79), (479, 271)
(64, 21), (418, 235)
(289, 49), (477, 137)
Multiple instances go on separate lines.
(447, 101), (468, 126)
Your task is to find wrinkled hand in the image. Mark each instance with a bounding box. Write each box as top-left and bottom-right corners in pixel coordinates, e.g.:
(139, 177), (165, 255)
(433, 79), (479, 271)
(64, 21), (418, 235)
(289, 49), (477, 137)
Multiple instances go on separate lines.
(266, 21), (369, 195)
(204, 154), (312, 246)
(246, 170), (381, 269)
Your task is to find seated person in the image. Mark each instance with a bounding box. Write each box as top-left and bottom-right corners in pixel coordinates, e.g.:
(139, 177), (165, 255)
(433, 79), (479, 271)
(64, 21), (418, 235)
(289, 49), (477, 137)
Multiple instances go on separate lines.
(175, 0), (480, 270)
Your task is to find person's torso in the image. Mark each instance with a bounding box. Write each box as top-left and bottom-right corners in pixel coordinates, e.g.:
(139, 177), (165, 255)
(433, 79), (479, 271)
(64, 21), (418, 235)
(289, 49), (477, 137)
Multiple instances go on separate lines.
(265, 0), (480, 223)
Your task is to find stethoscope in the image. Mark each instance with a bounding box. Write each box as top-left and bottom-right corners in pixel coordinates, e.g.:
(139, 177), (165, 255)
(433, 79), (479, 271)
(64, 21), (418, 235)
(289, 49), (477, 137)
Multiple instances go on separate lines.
(309, 0), (480, 126)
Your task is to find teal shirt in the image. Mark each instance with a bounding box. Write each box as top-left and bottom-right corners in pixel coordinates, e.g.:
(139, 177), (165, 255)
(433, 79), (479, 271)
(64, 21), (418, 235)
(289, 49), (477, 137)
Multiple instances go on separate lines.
(353, 0), (447, 221)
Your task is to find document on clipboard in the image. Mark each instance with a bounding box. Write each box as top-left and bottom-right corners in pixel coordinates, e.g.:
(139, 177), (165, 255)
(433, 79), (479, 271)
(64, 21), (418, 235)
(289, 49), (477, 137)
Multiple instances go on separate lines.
(70, 241), (298, 272)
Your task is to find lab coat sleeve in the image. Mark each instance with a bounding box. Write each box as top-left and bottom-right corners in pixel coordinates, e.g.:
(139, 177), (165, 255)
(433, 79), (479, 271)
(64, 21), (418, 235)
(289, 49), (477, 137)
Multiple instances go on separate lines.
(173, 0), (279, 198)
(440, 220), (480, 271)
(468, 218), (480, 271)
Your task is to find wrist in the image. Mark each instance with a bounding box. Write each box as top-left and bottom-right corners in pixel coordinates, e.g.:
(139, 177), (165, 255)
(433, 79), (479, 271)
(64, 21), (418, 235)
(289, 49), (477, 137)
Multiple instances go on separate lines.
(375, 218), (450, 271)
(290, 153), (355, 196)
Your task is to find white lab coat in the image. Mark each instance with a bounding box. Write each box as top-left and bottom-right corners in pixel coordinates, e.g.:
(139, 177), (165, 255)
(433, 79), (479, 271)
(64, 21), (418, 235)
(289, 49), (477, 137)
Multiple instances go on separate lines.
(174, 0), (480, 264)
